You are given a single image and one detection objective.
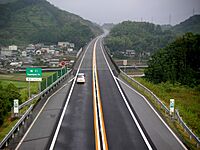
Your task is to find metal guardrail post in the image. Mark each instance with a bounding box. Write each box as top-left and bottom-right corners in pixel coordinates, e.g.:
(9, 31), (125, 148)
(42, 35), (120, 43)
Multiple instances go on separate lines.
(121, 70), (200, 148)
(175, 109), (200, 147)
(103, 45), (200, 148)
(1, 68), (72, 148)
(0, 105), (33, 149)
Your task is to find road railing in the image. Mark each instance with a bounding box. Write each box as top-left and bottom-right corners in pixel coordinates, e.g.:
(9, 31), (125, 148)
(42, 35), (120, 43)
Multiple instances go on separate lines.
(0, 105), (34, 149)
(121, 71), (170, 114)
(76, 48), (83, 58)
(0, 42), (88, 149)
(102, 44), (200, 148)
(175, 109), (200, 148)
(121, 70), (200, 148)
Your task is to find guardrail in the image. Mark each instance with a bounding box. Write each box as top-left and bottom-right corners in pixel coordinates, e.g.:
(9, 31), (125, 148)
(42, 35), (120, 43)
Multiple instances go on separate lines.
(101, 43), (200, 148)
(76, 48), (83, 58)
(0, 44), (85, 149)
(121, 71), (200, 148)
(175, 109), (200, 148)
(0, 70), (72, 149)
(0, 105), (33, 149)
(121, 71), (170, 114)
(19, 69), (72, 110)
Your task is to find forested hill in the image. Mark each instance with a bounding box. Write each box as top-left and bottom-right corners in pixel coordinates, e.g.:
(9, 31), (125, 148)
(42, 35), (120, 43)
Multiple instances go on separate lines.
(0, 0), (102, 48)
(173, 15), (200, 35)
(105, 21), (175, 53)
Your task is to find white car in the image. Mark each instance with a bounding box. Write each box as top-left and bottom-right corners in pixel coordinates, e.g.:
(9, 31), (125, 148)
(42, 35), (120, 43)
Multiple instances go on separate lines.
(76, 73), (85, 83)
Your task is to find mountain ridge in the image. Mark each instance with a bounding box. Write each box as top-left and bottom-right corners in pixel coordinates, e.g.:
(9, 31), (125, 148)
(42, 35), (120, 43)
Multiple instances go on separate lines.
(173, 15), (200, 34)
(0, 0), (102, 48)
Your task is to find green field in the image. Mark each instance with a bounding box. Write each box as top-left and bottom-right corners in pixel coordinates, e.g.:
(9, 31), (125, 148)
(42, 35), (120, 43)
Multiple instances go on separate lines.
(0, 72), (55, 102)
(0, 72), (56, 141)
(134, 78), (200, 138)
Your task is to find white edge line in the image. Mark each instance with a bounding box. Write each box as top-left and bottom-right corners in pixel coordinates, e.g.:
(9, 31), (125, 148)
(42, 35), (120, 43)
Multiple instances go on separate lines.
(68, 77), (75, 83)
(116, 77), (188, 150)
(15, 82), (70, 150)
(99, 40), (153, 150)
(49, 40), (93, 150)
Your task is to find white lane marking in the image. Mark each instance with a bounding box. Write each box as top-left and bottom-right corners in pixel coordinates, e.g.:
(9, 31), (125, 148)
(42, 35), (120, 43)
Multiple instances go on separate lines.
(116, 77), (188, 150)
(15, 82), (70, 150)
(68, 77), (75, 83)
(49, 40), (94, 150)
(99, 39), (153, 150)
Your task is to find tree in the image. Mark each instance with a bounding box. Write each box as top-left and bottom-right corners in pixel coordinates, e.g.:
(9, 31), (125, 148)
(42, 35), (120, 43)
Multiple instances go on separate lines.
(0, 82), (21, 125)
(105, 21), (175, 54)
(145, 33), (200, 87)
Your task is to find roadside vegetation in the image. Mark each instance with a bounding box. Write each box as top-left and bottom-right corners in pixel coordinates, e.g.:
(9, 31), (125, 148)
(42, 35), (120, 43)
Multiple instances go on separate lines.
(106, 19), (200, 149)
(116, 32), (200, 149)
(105, 21), (175, 54)
(121, 74), (199, 149)
(135, 78), (200, 138)
(145, 33), (200, 87)
(0, 72), (55, 141)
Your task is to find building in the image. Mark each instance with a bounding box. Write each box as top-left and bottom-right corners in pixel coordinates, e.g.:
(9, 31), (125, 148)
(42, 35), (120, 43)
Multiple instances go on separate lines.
(69, 43), (75, 48)
(1, 46), (18, 57)
(48, 58), (60, 67)
(9, 45), (18, 51)
(67, 48), (73, 52)
(125, 50), (136, 57)
(21, 51), (27, 57)
(26, 44), (36, 56)
(58, 42), (70, 48)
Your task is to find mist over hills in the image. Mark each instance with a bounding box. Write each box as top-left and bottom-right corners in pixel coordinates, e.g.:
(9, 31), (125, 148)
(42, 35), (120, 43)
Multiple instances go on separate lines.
(0, 0), (102, 48)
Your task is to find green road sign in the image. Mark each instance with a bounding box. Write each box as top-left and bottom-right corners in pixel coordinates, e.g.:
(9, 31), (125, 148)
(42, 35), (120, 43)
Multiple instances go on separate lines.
(26, 68), (42, 81)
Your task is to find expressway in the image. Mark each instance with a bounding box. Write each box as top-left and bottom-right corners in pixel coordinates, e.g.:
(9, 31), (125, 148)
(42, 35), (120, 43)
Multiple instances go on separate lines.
(15, 36), (187, 150)
(49, 37), (153, 150)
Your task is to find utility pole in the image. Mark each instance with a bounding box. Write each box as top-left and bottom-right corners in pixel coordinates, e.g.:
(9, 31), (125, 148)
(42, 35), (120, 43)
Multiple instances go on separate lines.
(193, 8), (195, 16)
(151, 17), (154, 23)
(169, 14), (172, 25)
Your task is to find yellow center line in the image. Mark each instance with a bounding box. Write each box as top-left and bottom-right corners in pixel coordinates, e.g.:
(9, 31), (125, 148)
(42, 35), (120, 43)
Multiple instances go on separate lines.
(95, 70), (109, 150)
(92, 39), (109, 150)
(93, 40), (101, 150)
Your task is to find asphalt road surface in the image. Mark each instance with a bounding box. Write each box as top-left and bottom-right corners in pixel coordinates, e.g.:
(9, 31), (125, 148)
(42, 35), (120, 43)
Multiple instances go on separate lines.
(15, 37), (187, 150)
(50, 38), (152, 150)
(118, 77), (187, 150)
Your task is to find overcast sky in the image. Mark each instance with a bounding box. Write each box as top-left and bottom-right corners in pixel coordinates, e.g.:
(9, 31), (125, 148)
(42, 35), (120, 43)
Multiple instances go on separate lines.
(47, 0), (200, 25)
